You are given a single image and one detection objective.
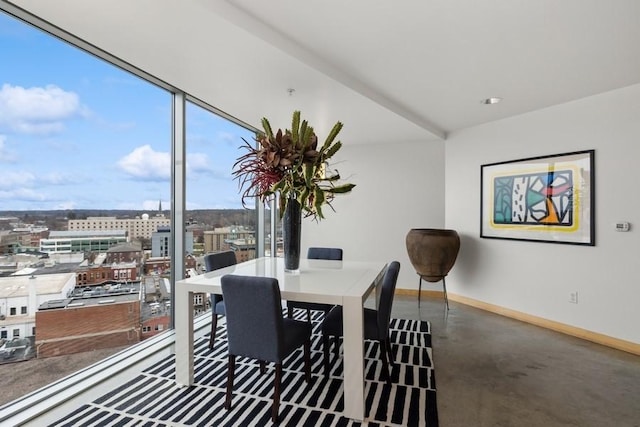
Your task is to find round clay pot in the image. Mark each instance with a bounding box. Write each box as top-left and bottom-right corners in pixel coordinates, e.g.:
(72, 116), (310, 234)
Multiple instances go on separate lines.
(405, 228), (460, 282)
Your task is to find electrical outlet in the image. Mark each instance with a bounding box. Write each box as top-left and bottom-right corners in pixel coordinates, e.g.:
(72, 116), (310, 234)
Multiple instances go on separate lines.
(569, 292), (578, 304)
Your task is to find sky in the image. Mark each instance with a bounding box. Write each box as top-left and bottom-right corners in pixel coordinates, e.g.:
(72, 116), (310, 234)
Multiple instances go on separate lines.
(0, 12), (255, 212)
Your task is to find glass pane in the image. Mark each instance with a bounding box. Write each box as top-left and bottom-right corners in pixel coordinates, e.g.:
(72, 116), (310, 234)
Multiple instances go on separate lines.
(0, 11), (170, 404)
(185, 101), (257, 267)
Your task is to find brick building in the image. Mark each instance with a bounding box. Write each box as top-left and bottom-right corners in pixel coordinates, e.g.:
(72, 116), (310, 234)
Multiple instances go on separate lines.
(106, 242), (143, 264)
(35, 294), (141, 358)
(76, 262), (138, 286)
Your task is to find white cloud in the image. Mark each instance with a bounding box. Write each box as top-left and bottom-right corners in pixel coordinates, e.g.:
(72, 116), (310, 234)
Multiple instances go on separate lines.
(54, 201), (76, 210)
(0, 169), (84, 192)
(186, 152), (211, 174)
(217, 131), (237, 145)
(117, 145), (213, 180)
(0, 170), (36, 190)
(0, 187), (46, 201)
(0, 134), (16, 162)
(117, 145), (171, 181)
(0, 83), (86, 135)
(40, 172), (84, 185)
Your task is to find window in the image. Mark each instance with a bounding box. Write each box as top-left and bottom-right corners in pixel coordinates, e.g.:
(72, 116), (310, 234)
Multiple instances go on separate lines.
(0, 331), (7, 339)
(142, 326), (151, 333)
(13, 329), (20, 338)
(21, 306), (27, 315)
(0, 6), (261, 404)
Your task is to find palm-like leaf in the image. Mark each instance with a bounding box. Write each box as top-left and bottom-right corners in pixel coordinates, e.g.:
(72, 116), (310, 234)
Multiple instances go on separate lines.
(233, 110), (355, 220)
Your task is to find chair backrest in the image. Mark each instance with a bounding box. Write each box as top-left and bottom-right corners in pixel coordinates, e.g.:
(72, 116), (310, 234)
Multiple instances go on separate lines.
(307, 247), (343, 261)
(376, 261), (401, 339)
(204, 250), (237, 272)
(221, 274), (284, 363)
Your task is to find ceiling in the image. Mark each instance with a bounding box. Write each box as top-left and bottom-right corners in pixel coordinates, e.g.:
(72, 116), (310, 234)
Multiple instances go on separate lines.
(5, 0), (640, 145)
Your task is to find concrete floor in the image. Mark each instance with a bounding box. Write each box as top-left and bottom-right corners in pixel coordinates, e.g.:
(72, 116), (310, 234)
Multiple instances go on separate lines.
(394, 295), (640, 427)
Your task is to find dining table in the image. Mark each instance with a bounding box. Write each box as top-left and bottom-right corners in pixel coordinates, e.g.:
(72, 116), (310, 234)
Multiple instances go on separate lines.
(174, 256), (387, 421)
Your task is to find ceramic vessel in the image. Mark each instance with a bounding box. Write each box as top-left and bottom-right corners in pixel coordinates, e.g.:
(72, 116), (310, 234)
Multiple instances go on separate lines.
(405, 228), (460, 282)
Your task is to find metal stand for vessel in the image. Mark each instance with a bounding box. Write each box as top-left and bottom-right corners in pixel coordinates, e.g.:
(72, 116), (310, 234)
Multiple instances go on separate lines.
(418, 275), (449, 310)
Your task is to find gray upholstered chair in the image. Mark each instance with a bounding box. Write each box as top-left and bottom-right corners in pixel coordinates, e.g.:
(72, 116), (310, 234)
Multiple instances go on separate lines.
(321, 261), (401, 384)
(203, 250), (237, 349)
(221, 274), (312, 423)
(286, 247), (343, 322)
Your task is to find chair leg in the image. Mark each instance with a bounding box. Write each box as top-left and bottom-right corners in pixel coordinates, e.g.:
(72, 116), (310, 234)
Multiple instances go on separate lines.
(322, 334), (331, 376)
(379, 340), (391, 385)
(332, 335), (339, 363)
(385, 337), (395, 367)
(305, 308), (312, 323)
(224, 355), (236, 410)
(442, 276), (450, 310)
(209, 314), (218, 350)
(304, 340), (311, 382)
(272, 363), (282, 423)
(259, 360), (266, 374)
(418, 276), (422, 307)
(287, 306), (293, 319)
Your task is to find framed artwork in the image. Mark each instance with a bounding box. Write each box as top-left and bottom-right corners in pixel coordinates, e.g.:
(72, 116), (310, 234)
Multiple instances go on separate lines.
(480, 150), (594, 245)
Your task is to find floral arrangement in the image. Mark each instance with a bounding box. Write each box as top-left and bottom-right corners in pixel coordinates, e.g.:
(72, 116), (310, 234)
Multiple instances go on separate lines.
(233, 110), (355, 220)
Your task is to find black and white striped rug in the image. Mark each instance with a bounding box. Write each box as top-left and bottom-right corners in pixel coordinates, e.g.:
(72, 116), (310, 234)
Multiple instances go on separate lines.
(51, 314), (438, 426)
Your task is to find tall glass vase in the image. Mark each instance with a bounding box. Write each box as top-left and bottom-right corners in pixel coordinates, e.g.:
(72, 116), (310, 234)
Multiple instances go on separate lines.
(283, 197), (302, 273)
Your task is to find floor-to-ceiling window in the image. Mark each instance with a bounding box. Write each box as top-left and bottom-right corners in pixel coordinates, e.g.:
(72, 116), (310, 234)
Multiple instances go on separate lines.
(0, 8), (260, 405)
(184, 100), (258, 313)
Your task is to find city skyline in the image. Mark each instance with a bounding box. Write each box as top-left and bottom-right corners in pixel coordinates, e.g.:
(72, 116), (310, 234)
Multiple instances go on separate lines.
(0, 12), (254, 212)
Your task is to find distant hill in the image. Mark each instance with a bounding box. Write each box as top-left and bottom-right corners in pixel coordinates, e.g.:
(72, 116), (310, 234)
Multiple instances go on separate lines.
(0, 209), (258, 230)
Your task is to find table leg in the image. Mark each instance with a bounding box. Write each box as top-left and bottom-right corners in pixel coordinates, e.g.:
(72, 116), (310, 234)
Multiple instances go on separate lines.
(342, 296), (365, 421)
(175, 289), (194, 386)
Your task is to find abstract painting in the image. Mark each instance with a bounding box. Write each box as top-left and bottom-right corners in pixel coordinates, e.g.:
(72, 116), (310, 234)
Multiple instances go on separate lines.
(481, 150), (594, 245)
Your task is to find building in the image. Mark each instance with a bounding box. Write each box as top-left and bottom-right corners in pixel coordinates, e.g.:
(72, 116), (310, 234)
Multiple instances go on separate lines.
(0, 272), (76, 341)
(0, 231), (24, 254)
(143, 255), (197, 276)
(151, 227), (193, 258)
(40, 230), (128, 255)
(36, 291), (141, 358)
(227, 239), (256, 263)
(68, 214), (170, 240)
(106, 242), (143, 265)
(202, 226), (254, 254)
(75, 262), (138, 287)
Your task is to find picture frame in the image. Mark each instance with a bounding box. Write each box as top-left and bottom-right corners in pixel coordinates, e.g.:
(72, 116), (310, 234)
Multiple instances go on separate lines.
(480, 150), (595, 245)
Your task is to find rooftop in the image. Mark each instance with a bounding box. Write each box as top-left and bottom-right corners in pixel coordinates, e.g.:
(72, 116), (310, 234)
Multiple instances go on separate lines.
(47, 230), (127, 238)
(0, 273), (75, 298)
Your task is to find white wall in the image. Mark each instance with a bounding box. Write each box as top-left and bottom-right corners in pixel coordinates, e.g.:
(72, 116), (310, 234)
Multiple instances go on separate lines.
(445, 84), (640, 343)
(302, 139), (446, 289)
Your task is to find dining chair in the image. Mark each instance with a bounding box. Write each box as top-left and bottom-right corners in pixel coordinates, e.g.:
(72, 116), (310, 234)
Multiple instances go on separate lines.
(203, 250), (237, 349)
(287, 247), (343, 322)
(321, 261), (401, 384)
(221, 274), (312, 423)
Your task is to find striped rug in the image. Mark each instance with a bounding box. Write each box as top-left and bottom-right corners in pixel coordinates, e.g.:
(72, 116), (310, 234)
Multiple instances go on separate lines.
(50, 313), (438, 426)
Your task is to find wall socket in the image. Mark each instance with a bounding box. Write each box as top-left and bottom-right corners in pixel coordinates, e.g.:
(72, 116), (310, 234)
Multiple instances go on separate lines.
(569, 292), (578, 304)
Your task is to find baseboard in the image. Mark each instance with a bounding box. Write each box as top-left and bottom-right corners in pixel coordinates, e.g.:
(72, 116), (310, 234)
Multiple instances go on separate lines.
(396, 288), (443, 298)
(397, 289), (640, 356)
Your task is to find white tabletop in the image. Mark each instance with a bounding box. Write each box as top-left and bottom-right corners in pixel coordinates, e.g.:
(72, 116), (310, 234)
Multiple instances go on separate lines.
(179, 257), (386, 304)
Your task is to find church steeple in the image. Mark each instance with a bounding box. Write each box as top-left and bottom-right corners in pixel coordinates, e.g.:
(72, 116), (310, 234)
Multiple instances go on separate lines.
(158, 199), (162, 213)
